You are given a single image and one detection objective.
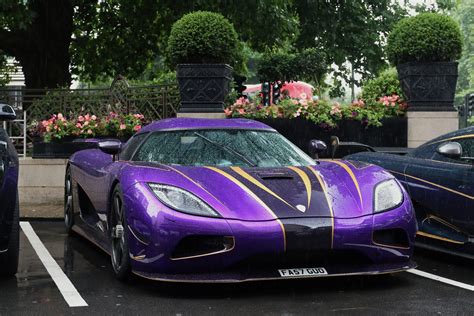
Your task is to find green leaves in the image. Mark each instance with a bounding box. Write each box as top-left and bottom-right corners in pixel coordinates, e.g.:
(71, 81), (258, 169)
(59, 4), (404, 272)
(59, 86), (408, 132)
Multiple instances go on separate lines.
(387, 13), (463, 64)
(167, 11), (242, 68)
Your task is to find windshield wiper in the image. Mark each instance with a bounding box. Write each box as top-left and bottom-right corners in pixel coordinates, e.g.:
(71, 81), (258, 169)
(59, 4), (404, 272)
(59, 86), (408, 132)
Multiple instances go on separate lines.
(193, 132), (256, 167)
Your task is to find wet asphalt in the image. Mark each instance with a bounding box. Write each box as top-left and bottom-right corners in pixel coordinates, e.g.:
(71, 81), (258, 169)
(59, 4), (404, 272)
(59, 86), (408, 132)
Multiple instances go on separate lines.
(0, 221), (473, 315)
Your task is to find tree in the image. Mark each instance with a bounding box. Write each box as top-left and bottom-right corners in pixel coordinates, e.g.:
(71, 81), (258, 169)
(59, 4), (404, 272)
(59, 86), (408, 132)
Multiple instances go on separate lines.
(0, 1), (74, 89)
(294, 0), (407, 86)
(1, 0), (298, 88)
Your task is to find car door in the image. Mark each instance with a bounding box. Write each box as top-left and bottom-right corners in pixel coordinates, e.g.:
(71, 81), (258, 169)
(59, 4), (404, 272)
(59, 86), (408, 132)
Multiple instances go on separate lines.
(405, 136), (474, 234)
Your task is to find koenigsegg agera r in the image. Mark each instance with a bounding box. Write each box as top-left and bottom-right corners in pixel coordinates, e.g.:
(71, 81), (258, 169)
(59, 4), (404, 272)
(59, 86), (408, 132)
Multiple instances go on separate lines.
(66, 118), (417, 282)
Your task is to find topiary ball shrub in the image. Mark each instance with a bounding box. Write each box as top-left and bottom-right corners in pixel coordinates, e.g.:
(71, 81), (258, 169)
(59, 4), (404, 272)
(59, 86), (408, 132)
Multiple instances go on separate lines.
(360, 67), (405, 101)
(167, 11), (242, 68)
(387, 13), (462, 65)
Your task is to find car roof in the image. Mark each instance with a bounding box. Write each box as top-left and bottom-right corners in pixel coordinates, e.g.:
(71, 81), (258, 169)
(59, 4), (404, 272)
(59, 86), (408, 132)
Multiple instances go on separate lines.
(138, 118), (275, 133)
(424, 126), (474, 145)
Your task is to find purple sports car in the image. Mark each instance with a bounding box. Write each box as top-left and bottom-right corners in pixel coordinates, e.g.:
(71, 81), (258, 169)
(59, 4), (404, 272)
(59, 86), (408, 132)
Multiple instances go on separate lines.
(66, 118), (417, 282)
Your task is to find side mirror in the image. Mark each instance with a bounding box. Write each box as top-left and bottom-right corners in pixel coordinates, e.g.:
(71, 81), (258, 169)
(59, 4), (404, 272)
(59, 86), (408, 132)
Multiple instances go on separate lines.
(98, 140), (122, 156)
(0, 104), (16, 121)
(437, 142), (462, 159)
(308, 139), (327, 159)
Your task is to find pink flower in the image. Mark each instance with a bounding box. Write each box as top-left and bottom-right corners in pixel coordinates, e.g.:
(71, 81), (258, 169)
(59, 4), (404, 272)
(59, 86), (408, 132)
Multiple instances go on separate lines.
(87, 129), (93, 135)
(238, 108), (245, 115)
(78, 116), (85, 122)
(57, 113), (65, 121)
(119, 124), (126, 130)
(224, 108), (232, 116)
(84, 114), (90, 121)
(133, 125), (141, 131)
(76, 123), (82, 128)
(293, 109), (302, 118)
(299, 99), (308, 106)
(91, 115), (97, 121)
(330, 104), (342, 115)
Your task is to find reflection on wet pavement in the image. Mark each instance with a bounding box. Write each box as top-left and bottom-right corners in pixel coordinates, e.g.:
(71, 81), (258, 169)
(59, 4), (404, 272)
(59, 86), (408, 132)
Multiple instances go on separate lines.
(0, 221), (473, 314)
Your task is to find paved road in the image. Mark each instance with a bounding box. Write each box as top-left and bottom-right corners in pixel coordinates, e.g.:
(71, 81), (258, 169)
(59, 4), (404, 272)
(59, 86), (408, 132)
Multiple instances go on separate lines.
(1, 221), (473, 315)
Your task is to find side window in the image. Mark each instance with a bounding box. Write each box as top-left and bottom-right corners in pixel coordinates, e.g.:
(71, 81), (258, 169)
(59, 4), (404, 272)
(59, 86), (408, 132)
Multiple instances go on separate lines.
(410, 143), (437, 159)
(119, 133), (149, 161)
(458, 138), (474, 158)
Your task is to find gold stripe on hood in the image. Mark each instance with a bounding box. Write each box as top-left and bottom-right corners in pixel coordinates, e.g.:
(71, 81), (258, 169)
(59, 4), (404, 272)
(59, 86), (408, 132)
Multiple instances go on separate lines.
(230, 167), (296, 210)
(307, 167), (334, 249)
(325, 160), (363, 207)
(204, 166), (287, 251)
(287, 166), (312, 209)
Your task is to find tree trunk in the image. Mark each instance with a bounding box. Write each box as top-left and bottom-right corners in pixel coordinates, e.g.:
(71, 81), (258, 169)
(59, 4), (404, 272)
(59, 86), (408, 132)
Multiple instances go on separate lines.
(6, 1), (74, 91)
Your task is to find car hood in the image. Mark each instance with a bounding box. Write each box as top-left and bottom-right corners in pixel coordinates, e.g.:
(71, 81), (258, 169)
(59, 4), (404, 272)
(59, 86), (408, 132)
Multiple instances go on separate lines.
(121, 161), (394, 221)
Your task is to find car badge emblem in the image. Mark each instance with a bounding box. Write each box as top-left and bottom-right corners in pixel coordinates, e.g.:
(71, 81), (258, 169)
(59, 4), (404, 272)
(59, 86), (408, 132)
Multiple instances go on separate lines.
(296, 204), (306, 212)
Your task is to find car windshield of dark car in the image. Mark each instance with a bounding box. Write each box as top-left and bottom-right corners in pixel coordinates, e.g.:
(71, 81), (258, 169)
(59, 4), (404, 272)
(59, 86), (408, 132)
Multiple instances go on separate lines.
(133, 129), (315, 167)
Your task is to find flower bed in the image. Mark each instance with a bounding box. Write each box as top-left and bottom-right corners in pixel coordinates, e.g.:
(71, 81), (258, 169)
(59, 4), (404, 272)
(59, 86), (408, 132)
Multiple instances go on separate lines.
(225, 95), (408, 153)
(30, 112), (146, 158)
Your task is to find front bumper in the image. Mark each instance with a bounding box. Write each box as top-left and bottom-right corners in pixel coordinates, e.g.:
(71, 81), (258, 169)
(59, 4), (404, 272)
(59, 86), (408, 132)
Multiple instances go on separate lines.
(123, 183), (417, 282)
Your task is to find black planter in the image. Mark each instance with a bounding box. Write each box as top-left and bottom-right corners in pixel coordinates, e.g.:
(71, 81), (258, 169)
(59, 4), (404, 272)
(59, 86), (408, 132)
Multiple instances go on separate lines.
(256, 117), (407, 157)
(397, 62), (458, 111)
(32, 137), (130, 159)
(177, 64), (233, 113)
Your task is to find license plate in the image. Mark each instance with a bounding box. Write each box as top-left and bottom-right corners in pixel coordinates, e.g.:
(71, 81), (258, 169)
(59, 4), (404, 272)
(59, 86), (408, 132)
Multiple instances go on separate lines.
(278, 267), (328, 277)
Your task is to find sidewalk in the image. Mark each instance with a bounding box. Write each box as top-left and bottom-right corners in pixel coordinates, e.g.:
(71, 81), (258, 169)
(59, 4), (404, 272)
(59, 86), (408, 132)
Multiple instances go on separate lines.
(21, 203), (63, 218)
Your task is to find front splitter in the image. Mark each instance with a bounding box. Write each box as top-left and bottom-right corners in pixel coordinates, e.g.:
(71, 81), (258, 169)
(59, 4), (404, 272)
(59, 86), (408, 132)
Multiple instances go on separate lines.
(132, 260), (417, 283)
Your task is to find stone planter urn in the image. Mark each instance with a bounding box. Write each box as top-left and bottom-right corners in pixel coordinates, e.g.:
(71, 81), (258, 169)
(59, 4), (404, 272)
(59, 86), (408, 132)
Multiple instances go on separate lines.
(176, 64), (233, 113)
(397, 62), (458, 111)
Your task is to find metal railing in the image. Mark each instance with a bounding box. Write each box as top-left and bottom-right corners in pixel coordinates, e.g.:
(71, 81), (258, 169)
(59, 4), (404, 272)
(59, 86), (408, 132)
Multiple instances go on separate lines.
(0, 77), (180, 126)
(0, 77), (180, 156)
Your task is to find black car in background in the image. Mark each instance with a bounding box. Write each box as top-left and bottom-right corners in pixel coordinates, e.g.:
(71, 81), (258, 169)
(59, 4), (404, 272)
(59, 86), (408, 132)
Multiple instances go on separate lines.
(347, 127), (474, 259)
(0, 104), (19, 277)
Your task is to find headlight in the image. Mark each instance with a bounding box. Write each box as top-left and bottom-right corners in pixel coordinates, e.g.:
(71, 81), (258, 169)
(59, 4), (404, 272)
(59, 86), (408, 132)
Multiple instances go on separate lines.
(374, 179), (404, 213)
(149, 183), (221, 218)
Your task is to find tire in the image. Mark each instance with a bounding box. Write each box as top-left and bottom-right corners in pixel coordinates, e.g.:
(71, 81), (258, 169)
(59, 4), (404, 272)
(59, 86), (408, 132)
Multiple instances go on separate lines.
(0, 195), (20, 277)
(110, 184), (131, 281)
(64, 167), (74, 234)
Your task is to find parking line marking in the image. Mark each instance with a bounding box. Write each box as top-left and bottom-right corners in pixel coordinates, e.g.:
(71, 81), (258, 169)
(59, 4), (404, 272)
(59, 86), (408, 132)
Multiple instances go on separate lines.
(407, 269), (474, 292)
(20, 222), (88, 307)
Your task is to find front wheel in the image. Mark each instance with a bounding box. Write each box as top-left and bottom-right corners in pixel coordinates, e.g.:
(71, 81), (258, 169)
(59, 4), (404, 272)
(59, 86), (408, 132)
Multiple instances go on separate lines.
(0, 195), (20, 277)
(64, 167), (74, 234)
(110, 184), (131, 281)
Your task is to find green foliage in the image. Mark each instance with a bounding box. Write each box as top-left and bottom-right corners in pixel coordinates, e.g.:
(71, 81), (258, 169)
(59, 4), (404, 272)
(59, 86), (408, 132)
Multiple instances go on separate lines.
(387, 13), (463, 65)
(295, 0), (408, 83)
(256, 48), (328, 84)
(167, 11), (242, 69)
(360, 68), (405, 102)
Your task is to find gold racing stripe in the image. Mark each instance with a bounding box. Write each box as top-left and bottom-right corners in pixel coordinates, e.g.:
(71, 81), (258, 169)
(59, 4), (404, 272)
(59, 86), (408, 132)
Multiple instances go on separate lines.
(230, 167), (296, 210)
(416, 231), (465, 244)
(324, 160), (363, 207)
(389, 170), (474, 200)
(204, 166), (287, 251)
(167, 165), (223, 205)
(307, 166), (335, 249)
(287, 166), (312, 209)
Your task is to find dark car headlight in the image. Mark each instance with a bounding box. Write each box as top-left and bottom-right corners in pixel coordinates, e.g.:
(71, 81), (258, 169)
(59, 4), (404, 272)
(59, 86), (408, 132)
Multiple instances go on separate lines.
(374, 179), (404, 213)
(149, 183), (221, 218)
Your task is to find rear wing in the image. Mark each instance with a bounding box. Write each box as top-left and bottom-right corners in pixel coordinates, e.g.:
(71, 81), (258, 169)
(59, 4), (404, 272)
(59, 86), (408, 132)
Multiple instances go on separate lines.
(329, 136), (410, 159)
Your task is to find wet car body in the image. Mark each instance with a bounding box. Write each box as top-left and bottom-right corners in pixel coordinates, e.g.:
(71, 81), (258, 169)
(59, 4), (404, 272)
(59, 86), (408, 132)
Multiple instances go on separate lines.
(67, 118), (417, 282)
(0, 105), (19, 277)
(347, 127), (474, 258)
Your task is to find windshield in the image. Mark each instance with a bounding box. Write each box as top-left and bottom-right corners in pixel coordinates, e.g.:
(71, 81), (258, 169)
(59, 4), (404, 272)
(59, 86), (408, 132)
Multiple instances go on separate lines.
(133, 129), (315, 167)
